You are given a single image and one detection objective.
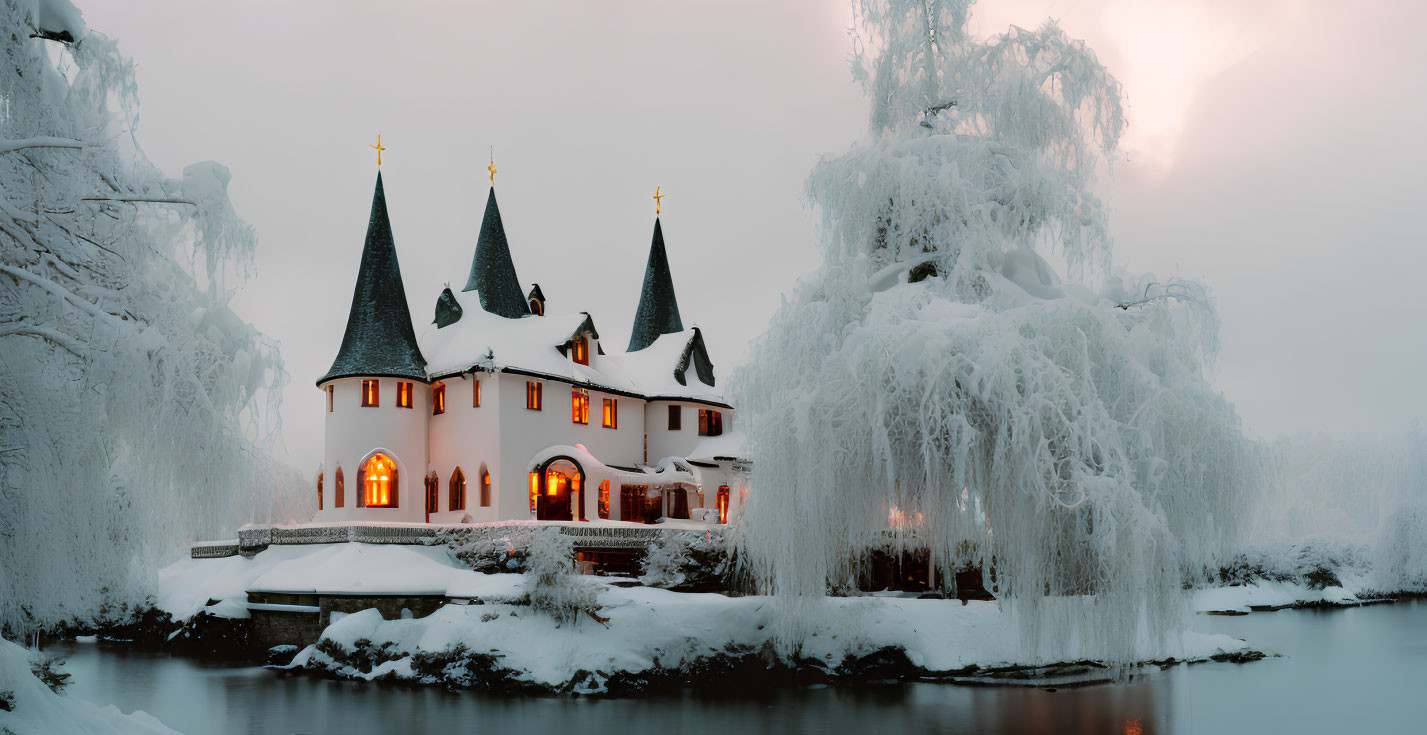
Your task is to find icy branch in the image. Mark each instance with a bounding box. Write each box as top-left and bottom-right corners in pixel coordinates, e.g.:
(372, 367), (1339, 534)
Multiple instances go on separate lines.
(0, 137), (83, 154)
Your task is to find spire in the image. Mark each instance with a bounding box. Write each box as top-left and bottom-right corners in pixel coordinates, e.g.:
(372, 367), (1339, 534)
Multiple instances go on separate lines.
(462, 188), (530, 318)
(318, 172), (428, 385)
(627, 217), (684, 352)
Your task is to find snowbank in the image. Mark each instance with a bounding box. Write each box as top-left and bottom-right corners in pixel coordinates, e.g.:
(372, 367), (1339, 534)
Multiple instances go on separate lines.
(287, 582), (1247, 693)
(0, 638), (180, 734)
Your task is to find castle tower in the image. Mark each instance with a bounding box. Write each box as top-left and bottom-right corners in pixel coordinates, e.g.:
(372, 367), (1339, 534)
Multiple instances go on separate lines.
(627, 217), (684, 352)
(462, 189), (529, 318)
(316, 172), (430, 521)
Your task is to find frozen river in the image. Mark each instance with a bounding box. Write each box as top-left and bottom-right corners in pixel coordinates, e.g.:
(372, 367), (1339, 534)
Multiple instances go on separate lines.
(45, 599), (1426, 734)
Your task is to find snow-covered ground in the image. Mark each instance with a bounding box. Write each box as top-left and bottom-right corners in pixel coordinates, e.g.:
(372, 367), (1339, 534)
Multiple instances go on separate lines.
(0, 638), (180, 734)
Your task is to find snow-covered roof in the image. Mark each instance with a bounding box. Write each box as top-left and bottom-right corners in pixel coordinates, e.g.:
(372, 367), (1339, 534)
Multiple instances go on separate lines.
(605, 328), (725, 404)
(419, 291), (730, 404)
(686, 429), (748, 463)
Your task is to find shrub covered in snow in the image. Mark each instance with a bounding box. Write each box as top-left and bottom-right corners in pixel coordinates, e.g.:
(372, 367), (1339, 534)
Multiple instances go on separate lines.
(442, 525), (539, 573)
(1217, 537), (1370, 590)
(522, 528), (597, 625)
(639, 532), (730, 591)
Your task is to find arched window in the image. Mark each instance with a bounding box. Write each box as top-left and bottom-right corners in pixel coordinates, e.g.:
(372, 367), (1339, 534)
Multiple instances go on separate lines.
(425, 472), (438, 515)
(317, 471), (324, 511)
(479, 465), (492, 507)
(717, 485), (730, 524)
(449, 467), (466, 511)
(529, 298), (544, 316)
(335, 466), (344, 508)
(534, 458), (582, 521)
(358, 453), (398, 508)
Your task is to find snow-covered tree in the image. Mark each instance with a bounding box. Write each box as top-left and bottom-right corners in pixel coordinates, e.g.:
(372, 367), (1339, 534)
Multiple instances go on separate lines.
(0, 0), (304, 636)
(733, 0), (1258, 663)
(522, 528), (597, 625)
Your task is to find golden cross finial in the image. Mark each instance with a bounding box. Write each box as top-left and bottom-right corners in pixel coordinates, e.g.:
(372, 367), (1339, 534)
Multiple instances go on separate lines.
(488, 146), (497, 185)
(371, 134), (386, 166)
(652, 186), (664, 215)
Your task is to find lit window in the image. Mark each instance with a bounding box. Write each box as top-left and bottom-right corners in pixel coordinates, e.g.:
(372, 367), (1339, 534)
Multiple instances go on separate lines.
(526, 381), (542, 410)
(472, 379), (481, 407)
(717, 485), (730, 524)
(572, 336), (589, 365)
(699, 409), (723, 436)
(326, 385), (334, 412)
(571, 387), (590, 424)
(360, 453), (398, 508)
(335, 466), (344, 508)
(480, 466), (491, 507)
(602, 398), (617, 429)
(668, 404), (681, 431)
(361, 380), (379, 407)
(598, 480), (610, 519)
(432, 383), (446, 415)
(449, 467), (465, 511)
(317, 472), (324, 510)
(425, 472), (438, 514)
(528, 472), (539, 515)
(396, 381), (413, 408)
(530, 298), (543, 316)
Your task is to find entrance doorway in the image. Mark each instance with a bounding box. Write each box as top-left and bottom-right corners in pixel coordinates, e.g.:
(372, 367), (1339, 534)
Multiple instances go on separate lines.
(534, 458), (582, 521)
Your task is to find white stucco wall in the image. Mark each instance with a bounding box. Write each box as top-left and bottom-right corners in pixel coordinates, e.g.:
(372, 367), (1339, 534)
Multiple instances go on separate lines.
(427, 372), (502, 523)
(316, 376), (431, 523)
(645, 400), (734, 463)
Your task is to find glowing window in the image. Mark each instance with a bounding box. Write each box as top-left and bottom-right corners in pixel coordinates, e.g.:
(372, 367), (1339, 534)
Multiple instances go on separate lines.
(717, 485), (730, 524)
(317, 471), (324, 510)
(526, 381), (542, 410)
(326, 385), (334, 412)
(360, 453), (398, 508)
(530, 298), (543, 316)
(472, 379), (481, 407)
(571, 336), (589, 365)
(699, 409), (723, 436)
(528, 472), (539, 515)
(432, 383), (446, 415)
(396, 381), (413, 408)
(668, 404), (681, 430)
(571, 387), (590, 424)
(602, 398), (617, 429)
(598, 480), (610, 519)
(361, 380), (379, 407)
(449, 467), (465, 511)
(480, 466), (491, 507)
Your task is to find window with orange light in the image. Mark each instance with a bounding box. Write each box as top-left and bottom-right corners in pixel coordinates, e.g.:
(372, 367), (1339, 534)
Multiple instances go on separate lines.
(699, 409), (723, 436)
(528, 472), (539, 514)
(472, 379), (481, 407)
(361, 380), (379, 407)
(326, 385), (334, 412)
(360, 453), (398, 507)
(716, 485), (730, 524)
(526, 381), (542, 410)
(317, 472), (324, 510)
(602, 398), (617, 429)
(449, 467), (465, 511)
(432, 383), (446, 415)
(571, 387), (589, 424)
(571, 336), (589, 365)
(396, 381), (413, 408)
(480, 467), (492, 507)
(598, 480), (610, 519)
(335, 466), (344, 507)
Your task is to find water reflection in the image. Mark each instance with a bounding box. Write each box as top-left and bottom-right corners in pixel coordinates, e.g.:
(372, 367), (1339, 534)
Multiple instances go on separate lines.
(46, 600), (1426, 735)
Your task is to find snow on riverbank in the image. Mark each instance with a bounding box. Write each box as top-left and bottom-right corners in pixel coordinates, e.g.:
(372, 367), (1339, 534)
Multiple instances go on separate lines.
(0, 638), (180, 734)
(283, 580), (1247, 693)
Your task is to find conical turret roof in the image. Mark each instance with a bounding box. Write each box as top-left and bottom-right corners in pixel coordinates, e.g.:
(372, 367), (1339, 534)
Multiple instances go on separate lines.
(318, 172), (428, 385)
(462, 188), (530, 319)
(627, 217), (684, 352)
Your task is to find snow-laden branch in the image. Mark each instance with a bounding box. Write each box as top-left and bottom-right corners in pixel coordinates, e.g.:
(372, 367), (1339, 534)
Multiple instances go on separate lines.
(0, 325), (85, 356)
(0, 137), (82, 154)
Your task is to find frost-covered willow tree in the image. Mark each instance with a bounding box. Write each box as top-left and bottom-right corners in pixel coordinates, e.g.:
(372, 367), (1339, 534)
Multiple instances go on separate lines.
(0, 0), (305, 636)
(733, 0), (1258, 663)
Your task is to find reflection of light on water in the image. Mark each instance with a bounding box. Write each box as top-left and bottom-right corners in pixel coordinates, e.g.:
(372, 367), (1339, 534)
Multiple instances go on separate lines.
(1123, 718), (1143, 735)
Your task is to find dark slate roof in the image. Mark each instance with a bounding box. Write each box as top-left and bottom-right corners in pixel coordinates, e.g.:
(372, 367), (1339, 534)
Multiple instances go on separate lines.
(555, 312), (600, 358)
(527, 283), (545, 304)
(674, 327), (715, 387)
(627, 217), (684, 352)
(433, 286), (463, 328)
(462, 188), (529, 319)
(317, 172), (428, 386)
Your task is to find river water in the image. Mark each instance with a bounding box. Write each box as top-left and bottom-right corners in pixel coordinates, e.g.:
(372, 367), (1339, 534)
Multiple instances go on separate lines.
(45, 600), (1426, 735)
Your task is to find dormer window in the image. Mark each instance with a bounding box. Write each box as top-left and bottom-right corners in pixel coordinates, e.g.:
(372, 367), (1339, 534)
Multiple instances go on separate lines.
(396, 381), (413, 408)
(361, 380), (379, 407)
(526, 381), (543, 410)
(530, 298), (544, 316)
(571, 387), (590, 424)
(432, 383), (446, 415)
(572, 336), (589, 365)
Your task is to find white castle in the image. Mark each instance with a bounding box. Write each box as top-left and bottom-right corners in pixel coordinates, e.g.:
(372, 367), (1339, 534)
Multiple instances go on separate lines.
(314, 172), (748, 526)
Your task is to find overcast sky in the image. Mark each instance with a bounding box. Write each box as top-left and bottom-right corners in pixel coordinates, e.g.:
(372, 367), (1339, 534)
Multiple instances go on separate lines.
(80, 0), (1427, 469)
